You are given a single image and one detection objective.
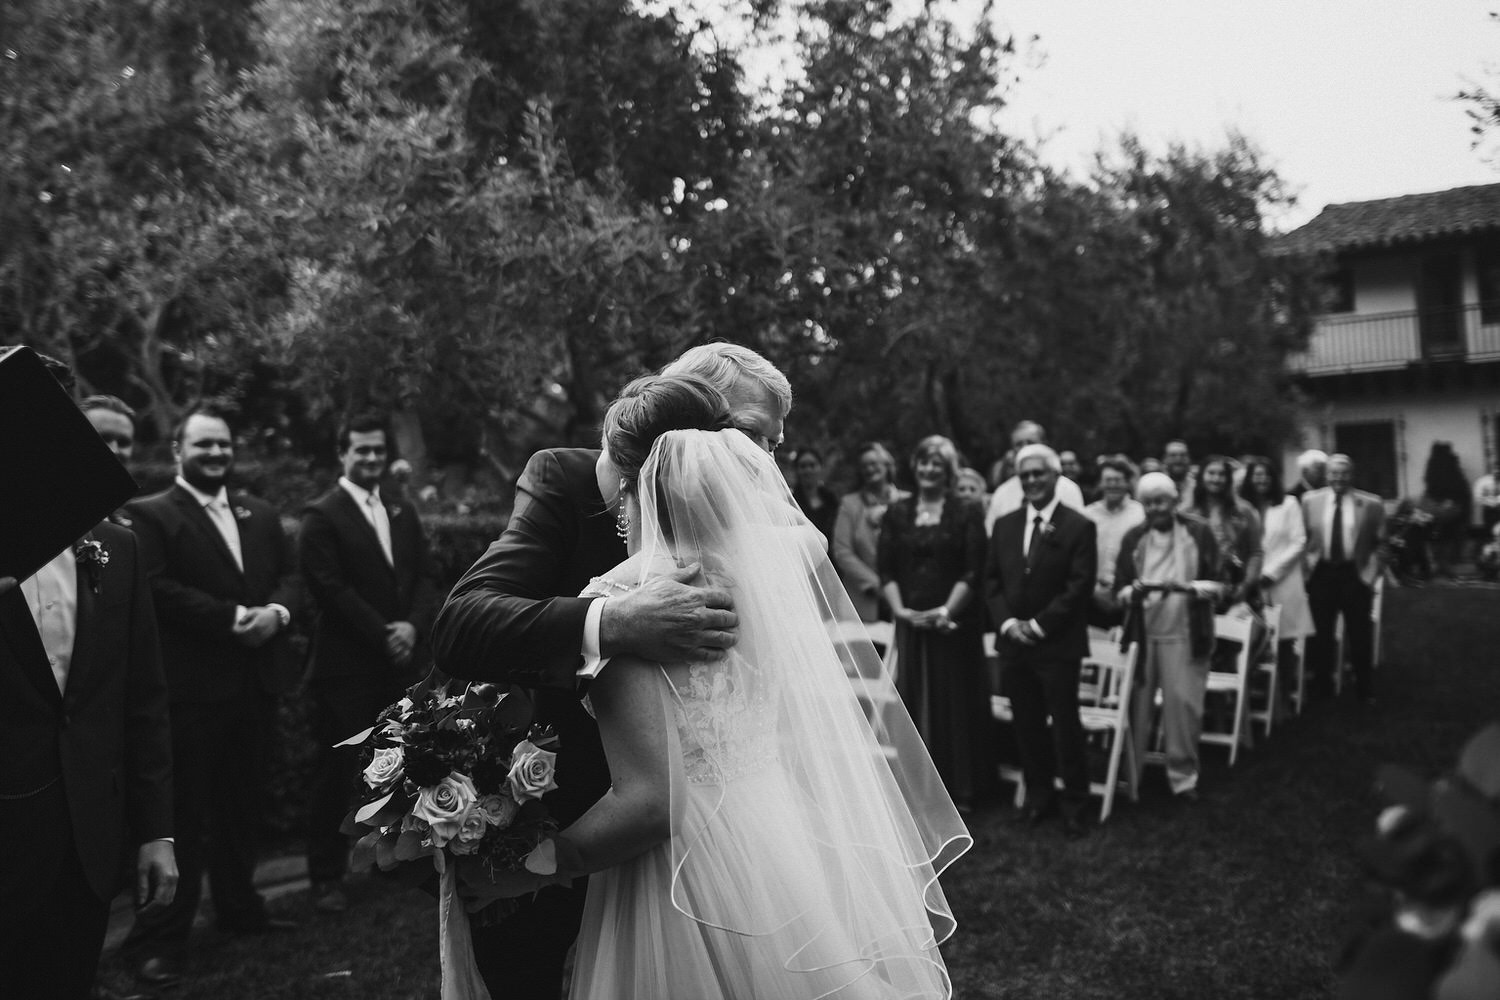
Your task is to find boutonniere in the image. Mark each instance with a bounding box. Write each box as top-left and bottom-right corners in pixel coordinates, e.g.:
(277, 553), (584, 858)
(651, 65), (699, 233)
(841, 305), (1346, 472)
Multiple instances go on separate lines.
(389, 504), (404, 520)
(233, 505), (252, 521)
(73, 537), (110, 594)
(1039, 521), (1057, 541)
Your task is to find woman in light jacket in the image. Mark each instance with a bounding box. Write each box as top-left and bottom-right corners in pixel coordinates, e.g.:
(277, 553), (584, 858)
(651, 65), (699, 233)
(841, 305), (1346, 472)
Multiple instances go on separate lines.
(833, 442), (909, 622)
(1240, 456), (1314, 705)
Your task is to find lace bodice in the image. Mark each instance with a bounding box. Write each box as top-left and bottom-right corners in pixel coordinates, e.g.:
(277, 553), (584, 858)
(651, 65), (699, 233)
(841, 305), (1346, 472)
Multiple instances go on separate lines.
(583, 574), (780, 785)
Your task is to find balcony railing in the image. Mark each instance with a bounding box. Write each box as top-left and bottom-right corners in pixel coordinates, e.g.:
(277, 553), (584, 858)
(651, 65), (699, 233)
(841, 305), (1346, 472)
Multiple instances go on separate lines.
(1288, 302), (1500, 376)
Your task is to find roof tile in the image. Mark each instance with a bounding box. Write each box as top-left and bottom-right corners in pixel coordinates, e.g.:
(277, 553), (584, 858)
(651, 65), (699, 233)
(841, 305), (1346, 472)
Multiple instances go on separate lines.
(1276, 182), (1500, 254)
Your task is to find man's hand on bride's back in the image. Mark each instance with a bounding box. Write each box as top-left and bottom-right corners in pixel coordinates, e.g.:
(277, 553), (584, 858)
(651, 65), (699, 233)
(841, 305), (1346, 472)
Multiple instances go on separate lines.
(599, 563), (738, 663)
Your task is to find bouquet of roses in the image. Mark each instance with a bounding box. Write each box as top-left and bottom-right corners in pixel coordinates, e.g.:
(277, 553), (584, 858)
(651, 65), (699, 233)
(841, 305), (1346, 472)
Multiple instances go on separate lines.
(339, 670), (562, 911)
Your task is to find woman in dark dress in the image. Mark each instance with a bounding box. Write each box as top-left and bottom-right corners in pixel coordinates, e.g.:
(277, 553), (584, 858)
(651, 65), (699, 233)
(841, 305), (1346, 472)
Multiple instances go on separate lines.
(878, 435), (999, 811)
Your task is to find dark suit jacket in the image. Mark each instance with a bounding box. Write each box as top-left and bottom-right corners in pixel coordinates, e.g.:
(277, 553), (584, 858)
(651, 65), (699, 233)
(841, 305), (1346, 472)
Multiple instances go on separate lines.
(432, 448), (624, 827)
(0, 522), (173, 900)
(299, 485), (437, 683)
(985, 503), (1097, 662)
(123, 484), (299, 703)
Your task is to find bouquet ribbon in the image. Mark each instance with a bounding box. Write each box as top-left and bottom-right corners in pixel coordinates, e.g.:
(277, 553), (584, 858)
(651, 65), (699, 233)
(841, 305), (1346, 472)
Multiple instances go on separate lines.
(437, 853), (491, 1000)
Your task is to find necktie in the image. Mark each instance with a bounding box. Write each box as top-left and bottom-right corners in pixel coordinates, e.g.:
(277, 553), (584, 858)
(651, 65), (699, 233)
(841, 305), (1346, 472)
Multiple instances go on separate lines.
(1330, 497), (1346, 563)
(1027, 514), (1044, 565)
(367, 495), (394, 566)
(208, 500), (244, 571)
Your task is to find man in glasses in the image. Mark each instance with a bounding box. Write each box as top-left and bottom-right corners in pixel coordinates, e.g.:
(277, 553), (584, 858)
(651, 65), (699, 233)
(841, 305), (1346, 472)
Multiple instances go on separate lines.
(986, 444), (1097, 837)
(985, 419), (1085, 534)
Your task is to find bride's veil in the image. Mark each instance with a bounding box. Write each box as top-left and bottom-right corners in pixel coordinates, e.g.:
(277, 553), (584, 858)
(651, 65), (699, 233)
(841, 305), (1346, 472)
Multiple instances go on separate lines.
(630, 428), (971, 993)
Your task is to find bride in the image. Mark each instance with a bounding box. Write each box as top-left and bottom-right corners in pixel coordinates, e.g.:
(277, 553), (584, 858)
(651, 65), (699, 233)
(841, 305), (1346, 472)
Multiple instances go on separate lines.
(538, 373), (970, 998)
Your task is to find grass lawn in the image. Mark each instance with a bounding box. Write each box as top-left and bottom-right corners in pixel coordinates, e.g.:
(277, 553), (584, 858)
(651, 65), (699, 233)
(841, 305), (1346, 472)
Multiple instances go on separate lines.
(103, 585), (1500, 999)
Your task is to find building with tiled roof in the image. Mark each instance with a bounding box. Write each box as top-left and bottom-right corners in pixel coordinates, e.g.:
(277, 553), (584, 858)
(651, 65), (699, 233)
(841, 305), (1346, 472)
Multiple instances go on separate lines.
(1276, 182), (1500, 256)
(1278, 184), (1500, 517)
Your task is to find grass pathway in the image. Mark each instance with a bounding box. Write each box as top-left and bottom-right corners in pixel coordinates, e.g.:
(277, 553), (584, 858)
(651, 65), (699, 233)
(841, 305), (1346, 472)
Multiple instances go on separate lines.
(100, 586), (1499, 999)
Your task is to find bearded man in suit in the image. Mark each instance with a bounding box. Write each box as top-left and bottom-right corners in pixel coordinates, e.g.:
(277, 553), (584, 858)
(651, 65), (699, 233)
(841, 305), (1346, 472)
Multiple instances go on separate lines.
(985, 444), (1097, 838)
(299, 412), (438, 913)
(432, 342), (790, 1000)
(0, 519), (176, 1000)
(120, 409), (300, 987)
(1303, 453), (1385, 703)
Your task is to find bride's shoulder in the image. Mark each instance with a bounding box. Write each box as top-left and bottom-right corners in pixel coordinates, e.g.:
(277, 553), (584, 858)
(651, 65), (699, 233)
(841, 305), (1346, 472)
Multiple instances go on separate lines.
(582, 552), (664, 597)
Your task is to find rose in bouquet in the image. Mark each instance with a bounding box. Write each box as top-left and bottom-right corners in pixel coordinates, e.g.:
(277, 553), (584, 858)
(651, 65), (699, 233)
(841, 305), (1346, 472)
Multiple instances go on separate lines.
(340, 671), (561, 915)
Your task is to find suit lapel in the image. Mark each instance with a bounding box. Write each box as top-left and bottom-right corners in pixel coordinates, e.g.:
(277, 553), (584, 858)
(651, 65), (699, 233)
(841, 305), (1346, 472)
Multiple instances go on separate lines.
(173, 486), (243, 578)
(0, 587), (63, 708)
(335, 489), (396, 576)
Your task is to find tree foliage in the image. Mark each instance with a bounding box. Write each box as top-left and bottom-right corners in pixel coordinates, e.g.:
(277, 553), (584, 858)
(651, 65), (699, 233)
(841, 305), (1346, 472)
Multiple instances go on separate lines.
(3, 0), (1320, 487)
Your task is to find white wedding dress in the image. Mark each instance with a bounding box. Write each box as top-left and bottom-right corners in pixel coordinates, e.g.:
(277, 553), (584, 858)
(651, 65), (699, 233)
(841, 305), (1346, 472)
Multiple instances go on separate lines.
(568, 431), (970, 1000)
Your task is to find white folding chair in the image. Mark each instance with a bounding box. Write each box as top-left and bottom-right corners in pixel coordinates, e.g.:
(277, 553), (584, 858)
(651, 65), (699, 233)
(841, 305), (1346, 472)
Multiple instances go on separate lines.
(1201, 613), (1254, 766)
(985, 631), (1026, 806)
(1248, 604), (1281, 738)
(1077, 636), (1139, 821)
(830, 620), (900, 754)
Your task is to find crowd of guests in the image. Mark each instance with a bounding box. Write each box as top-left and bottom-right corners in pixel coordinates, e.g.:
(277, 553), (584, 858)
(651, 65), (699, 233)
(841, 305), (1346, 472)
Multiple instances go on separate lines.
(791, 421), (1392, 827)
(8, 342), (1448, 998)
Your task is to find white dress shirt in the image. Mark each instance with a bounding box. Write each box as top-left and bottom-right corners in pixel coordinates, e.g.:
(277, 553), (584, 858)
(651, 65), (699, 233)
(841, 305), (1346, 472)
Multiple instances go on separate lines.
(1085, 497), (1146, 590)
(1321, 491), (1358, 561)
(21, 547), (78, 695)
(176, 476), (243, 571)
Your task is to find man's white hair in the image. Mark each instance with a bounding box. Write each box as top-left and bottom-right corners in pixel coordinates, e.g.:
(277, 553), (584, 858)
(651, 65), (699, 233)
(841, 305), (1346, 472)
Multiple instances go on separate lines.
(1136, 471), (1179, 501)
(664, 343), (792, 417)
(1297, 449), (1328, 471)
(1014, 443), (1061, 474)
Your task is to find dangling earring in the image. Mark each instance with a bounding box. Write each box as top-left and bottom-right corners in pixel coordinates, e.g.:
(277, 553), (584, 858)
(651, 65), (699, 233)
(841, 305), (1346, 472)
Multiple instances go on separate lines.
(615, 482), (631, 540)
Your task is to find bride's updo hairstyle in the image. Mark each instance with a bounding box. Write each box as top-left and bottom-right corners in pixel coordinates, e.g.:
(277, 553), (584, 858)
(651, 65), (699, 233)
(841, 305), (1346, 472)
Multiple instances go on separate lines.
(601, 373), (733, 494)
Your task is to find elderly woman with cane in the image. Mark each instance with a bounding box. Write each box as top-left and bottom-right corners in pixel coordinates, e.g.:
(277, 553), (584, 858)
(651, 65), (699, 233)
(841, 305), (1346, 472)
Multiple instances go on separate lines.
(1116, 473), (1222, 804)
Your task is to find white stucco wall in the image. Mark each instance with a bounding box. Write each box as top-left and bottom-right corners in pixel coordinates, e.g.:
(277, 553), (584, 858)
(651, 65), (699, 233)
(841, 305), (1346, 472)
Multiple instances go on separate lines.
(1284, 388), (1496, 499)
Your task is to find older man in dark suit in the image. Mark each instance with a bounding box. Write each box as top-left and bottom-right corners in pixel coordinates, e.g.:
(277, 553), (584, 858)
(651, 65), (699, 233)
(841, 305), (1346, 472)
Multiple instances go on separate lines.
(120, 409), (300, 987)
(299, 412), (438, 913)
(1, 518), (176, 1000)
(432, 343), (790, 1000)
(1303, 453), (1385, 703)
(985, 444), (1098, 838)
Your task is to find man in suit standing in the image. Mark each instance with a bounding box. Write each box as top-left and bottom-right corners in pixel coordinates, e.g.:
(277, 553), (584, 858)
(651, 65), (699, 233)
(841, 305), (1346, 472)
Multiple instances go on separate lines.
(985, 444), (1098, 838)
(120, 409), (300, 987)
(432, 343), (791, 1000)
(299, 412), (438, 914)
(1, 517), (177, 1000)
(1303, 453), (1385, 703)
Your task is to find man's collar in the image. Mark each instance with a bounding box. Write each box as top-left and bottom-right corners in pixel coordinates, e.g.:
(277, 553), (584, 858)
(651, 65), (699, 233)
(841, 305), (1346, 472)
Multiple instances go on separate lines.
(1030, 494), (1062, 522)
(176, 475), (227, 508)
(338, 476), (380, 505)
